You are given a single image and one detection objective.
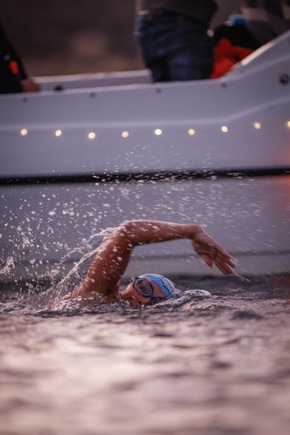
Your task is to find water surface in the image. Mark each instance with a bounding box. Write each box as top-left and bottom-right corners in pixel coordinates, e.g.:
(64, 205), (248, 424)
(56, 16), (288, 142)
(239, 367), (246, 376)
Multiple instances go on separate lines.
(1, 275), (290, 435)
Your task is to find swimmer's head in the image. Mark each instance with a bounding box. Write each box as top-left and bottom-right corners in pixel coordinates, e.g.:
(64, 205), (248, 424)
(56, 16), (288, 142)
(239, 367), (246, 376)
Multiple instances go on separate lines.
(121, 273), (181, 307)
(139, 274), (181, 300)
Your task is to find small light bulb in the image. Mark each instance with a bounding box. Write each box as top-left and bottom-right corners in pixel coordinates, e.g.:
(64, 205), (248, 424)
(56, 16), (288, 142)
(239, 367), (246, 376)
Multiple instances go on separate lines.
(20, 128), (28, 136)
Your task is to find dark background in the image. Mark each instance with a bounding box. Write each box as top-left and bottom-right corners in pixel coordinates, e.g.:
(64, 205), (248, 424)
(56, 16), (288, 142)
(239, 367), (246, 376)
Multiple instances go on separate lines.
(0, 0), (241, 77)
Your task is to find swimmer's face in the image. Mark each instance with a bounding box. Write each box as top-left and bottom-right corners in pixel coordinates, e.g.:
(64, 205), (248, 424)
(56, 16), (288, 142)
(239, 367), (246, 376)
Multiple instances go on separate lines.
(120, 277), (166, 308)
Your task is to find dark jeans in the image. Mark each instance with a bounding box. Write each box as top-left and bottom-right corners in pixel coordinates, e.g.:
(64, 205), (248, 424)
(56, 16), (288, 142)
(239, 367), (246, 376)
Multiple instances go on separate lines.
(136, 12), (214, 82)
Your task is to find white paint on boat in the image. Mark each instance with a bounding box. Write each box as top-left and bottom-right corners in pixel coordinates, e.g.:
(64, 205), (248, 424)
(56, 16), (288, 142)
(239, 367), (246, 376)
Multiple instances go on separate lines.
(1, 31), (290, 281)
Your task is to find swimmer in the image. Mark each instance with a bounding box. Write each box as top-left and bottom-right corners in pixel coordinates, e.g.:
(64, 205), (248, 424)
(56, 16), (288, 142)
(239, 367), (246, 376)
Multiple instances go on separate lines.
(58, 220), (235, 308)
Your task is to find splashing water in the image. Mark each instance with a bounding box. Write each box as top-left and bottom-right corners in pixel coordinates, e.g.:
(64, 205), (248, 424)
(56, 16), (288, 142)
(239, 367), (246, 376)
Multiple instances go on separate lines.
(0, 256), (15, 275)
(0, 220), (218, 315)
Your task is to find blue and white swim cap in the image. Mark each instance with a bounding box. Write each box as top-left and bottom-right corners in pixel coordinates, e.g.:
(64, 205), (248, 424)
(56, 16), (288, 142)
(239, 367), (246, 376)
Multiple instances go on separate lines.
(140, 274), (181, 299)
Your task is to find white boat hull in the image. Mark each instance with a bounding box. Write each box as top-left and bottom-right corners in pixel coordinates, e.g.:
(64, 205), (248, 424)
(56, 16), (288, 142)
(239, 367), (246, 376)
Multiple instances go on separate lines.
(1, 32), (290, 282)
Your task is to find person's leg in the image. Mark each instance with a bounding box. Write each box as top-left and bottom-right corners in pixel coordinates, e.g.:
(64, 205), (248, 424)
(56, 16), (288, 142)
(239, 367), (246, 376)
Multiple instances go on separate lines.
(135, 14), (169, 82)
(167, 16), (214, 81)
(136, 13), (214, 82)
(147, 57), (169, 82)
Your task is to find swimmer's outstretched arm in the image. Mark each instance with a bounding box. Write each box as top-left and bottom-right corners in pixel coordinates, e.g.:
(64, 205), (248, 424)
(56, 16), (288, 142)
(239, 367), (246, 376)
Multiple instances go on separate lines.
(67, 220), (235, 301)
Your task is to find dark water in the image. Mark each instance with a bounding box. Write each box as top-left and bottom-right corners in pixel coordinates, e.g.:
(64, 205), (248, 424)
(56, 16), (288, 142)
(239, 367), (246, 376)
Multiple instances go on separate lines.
(1, 275), (290, 435)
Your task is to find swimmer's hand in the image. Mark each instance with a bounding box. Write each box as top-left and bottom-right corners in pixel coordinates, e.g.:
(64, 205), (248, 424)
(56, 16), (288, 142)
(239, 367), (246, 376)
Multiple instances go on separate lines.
(192, 229), (235, 275)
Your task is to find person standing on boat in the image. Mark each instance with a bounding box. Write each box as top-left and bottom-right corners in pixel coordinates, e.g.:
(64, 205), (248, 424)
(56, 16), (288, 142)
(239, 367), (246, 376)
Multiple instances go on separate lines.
(51, 219), (235, 309)
(240, 0), (290, 46)
(0, 22), (39, 94)
(135, 0), (219, 82)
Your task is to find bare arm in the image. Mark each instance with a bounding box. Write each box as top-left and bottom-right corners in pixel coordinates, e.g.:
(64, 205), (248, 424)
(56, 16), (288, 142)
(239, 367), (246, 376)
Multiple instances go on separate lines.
(67, 220), (235, 301)
(21, 78), (40, 92)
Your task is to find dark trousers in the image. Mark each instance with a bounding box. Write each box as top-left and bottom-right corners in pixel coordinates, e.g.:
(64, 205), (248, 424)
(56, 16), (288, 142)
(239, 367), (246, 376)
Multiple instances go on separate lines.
(136, 11), (214, 82)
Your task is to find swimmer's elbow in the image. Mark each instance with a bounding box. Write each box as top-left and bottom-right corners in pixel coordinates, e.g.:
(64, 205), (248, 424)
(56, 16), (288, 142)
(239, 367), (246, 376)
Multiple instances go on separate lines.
(117, 220), (140, 243)
(118, 220), (137, 235)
